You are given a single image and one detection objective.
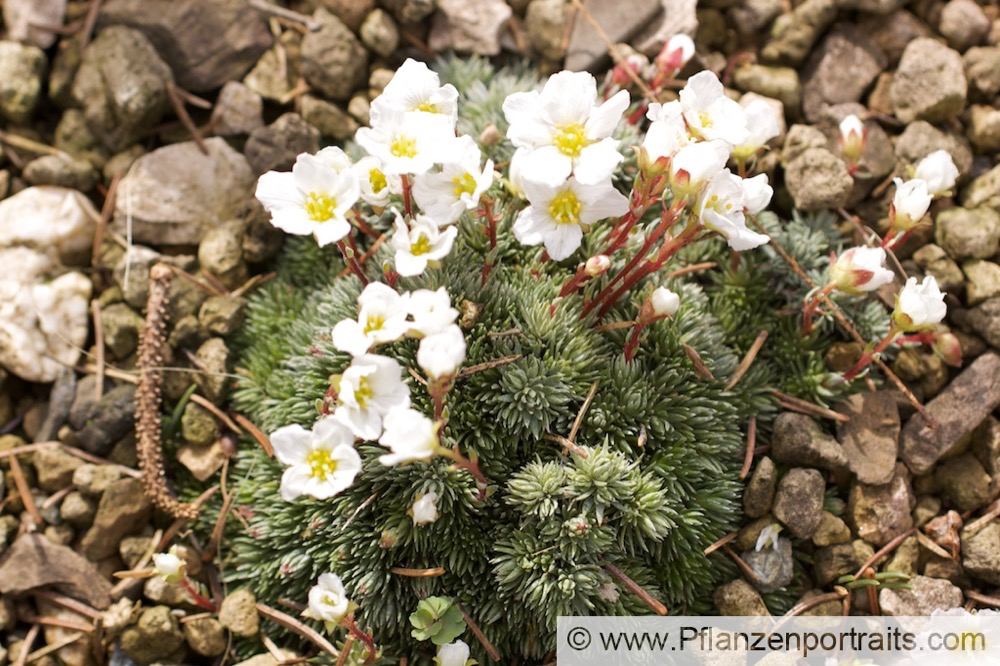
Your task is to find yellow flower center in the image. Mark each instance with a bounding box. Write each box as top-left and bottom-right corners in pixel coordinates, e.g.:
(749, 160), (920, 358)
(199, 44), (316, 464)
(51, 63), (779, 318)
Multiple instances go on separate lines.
(548, 190), (582, 225)
(415, 100), (439, 113)
(552, 122), (590, 157)
(364, 314), (384, 334)
(410, 234), (432, 256)
(369, 168), (387, 194)
(354, 377), (373, 408)
(305, 192), (337, 222)
(306, 449), (339, 480)
(390, 135), (417, 158)
(452, 172), (478, 198)
(698, 110), (713, 128)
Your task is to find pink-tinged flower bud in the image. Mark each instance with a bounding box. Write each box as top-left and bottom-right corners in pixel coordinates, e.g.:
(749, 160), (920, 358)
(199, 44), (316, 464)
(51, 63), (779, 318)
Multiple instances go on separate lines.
(610, 53), (648, 87)
(932, 331), (962, 367)
(890, 178), (932, 231)
(655, 34), (695, 78)
(838, 114), (866, 165)
(585, 255), (611, 277)
(829, 246), (894, 295)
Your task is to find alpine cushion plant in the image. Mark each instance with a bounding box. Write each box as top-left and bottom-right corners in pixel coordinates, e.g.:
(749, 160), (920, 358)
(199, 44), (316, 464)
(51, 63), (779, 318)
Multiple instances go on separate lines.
(201, 56), (924, 663)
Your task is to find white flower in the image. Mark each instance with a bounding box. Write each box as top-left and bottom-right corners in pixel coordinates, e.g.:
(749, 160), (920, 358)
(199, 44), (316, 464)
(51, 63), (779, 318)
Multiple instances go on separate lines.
(731, 100), (780, 160)
(891, 178), (932, 230)
(642, 100), (689, 161)
(271, 418), (362, 501)
(303, 573), (351, 627)
(314, 146), (353, 173)
(914, 149), (958, 198)
(755, 523), (782, 552)
(412, 135), (494, 224)
(502, 70), (630, 187)
(435, 640), (472, 666)
(332, 282), (410, 356)
(356, 106), (456, 176)
(513, 177), (629, 261)
(893, 276), (947, 332)
(695, 170), (770, 251)
(739, 173), (773, 214)
(829, 246), (894, 295)
(390, 213), (458, 277)
(152, 546), (186, 583)
(369, 58), (459, 128)
(669, 140), (730, 201)
(838, 114), (865, 163)
(407, 287), (459, 337)
(352, 155), (401, 208)
(378, 407), (440, 465)
(418, 324), (466, 379)
(650, 287), (680, 317)
(255, 153), (361, 247)
(678, 71), (749, 146)
(335, 354), (411, 440)
(411, 491), (439, 526)
(507, 147), (528, 198)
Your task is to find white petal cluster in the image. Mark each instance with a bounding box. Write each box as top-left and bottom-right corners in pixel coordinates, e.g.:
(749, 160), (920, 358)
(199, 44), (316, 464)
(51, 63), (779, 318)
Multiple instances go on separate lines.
(913, 150), (958, 199)
(271, 418), (362, 501)
(893, 276), (947, 332)
(889, 151), (956, 233)
(650, 287), (680, 317)
(435, 640), (473, 666)
(379, 407), (440, 466)
(256, 57), (494, 278)
(502, 70), (632, 260)
(152, 545), (186, 584)
(410, 491), (440, 526)
(639, 71), (774, 252)
(303, 573), (351, 627)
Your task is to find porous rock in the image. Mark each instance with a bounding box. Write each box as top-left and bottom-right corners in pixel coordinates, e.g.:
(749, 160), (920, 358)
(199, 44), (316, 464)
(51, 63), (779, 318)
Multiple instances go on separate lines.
(0, 533), (111, 608)
(847, 465), (914, 547)
(773, 467), (825, 539)
(301, 9), (368, 101)
(890, 38), (967, 123)
(80, 478), (152, 560)
(836, 391), (899, 485)
(784, 147), (853, 211)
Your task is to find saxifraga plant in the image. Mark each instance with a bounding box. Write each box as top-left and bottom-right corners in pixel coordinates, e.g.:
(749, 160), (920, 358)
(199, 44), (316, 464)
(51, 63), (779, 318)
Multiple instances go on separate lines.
(188, 55), (913, 664)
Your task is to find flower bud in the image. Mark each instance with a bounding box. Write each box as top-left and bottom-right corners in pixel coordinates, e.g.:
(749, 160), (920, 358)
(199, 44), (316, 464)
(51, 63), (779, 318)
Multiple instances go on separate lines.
(610, 52), (648, 87)
(839, 114), (866, 164)
(479, 123), (501, 147)
(913, 149), (958, 199)
(585, 255), (611, 277)
(890, 178), (932, 231)
(410, 491), (439, 526)
(829, 246), (894, 295)
(152, 546), (186, 584)
(650, 286), (680, 317)
(655, 34), (695, 78)
(932, 331), (962, 368)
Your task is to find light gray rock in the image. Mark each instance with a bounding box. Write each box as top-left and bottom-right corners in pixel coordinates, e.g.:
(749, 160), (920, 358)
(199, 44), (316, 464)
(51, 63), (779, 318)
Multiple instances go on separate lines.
(71, 27), (173, 152)
(525, 0), (567, 61)
(0, 41), (46, 123)
(359, 9), (399, 58)
(963, 163), (1000, 211)
(713, 579), (770, 615)
(801, 24), (887, 122)
(211, 81), (264, 137)
(879, 575), (963, 615)
(935, 206), (1000, 260)
(847, 465), (914, 546)
(380, 0), (434, 23)
(901, 353), (1000, 473)
(732, 64), (802, 115)
(963, 260), (1000, 305)
(3, 0), (67, 48)
(565, 0), (661, 70)
(120, 606), (185, 665)
(97, 0), (272, 92)
(969, 105), (1000, 153)
(743, 537), (794, 593)
(938, 0), (990, 52)
(244, 113), (321, 176)
(814, 540), (874, 587)
(80, 478), (152, 560)
(784, 147), (853, 211)
(891, 38), (967, 123)
(23, 154), (98, 192)
(300, 95), (359, 141)
(964, 46), (1000, 98)
(961, 520), (1000, 585)
(429, 0), (512, 56)
(772, 412), (848, 472)
(773, 468), (825, 539)
(836, 391), (900, 485)
(743, 456), (776, 519)
(859, 10), (930, 65)
(0, 533), (112, 609)
(301, 9), (368, 101)
(112, 138), (255, 246)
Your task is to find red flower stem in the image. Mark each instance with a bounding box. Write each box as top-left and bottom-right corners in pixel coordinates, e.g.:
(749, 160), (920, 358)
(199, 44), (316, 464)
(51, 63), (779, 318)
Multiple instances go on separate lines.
(583, 202), (683, 318)
(802, 283), (836, 335)
(340, 614), (377, 663)
(400, 174), (413, 218)
(479, 197), (499, 285)
(595, 220), (701, 320)
(179, 577), (217, 612)
(843, 325), (900, 381)
(336, 240), (369, 286)
(624, 321), (645, 362)
(438, 446), (488, 495)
